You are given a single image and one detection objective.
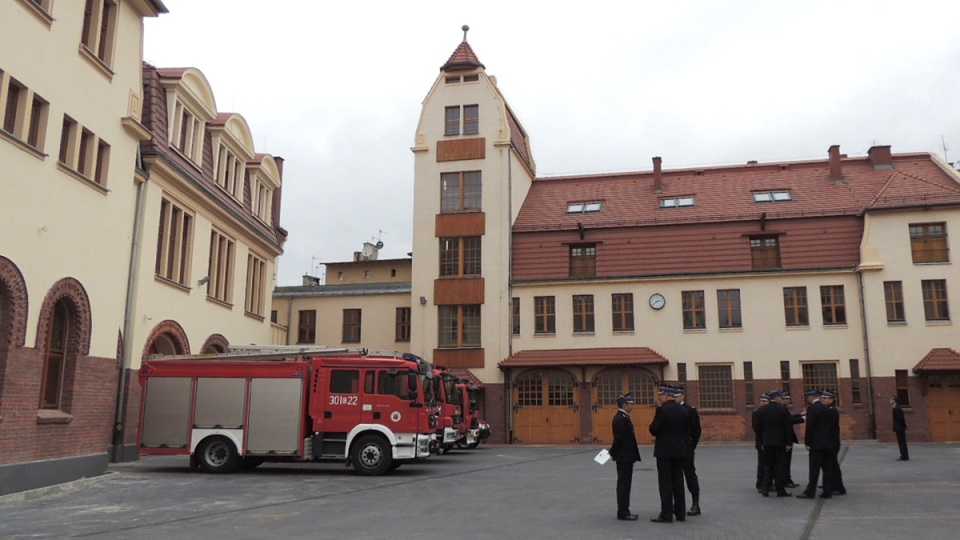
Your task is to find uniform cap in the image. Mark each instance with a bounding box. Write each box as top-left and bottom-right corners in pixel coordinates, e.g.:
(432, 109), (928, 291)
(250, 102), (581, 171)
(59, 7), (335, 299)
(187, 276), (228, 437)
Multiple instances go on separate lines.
(820, 391), (836, 399)
(804, 389), (822, 397)
(617, 394), (635, 407)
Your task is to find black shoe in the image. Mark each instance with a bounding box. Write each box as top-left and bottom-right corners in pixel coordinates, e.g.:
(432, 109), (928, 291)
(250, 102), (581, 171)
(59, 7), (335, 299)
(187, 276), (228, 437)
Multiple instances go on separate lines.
(650, 517), (673, 523)
(897, 457), (909, 461)
(688, 505), (701, 516)
(617, 514), (638, 521)
(819, 494), (832, 499)
(796, 493), (815, 499)
(833, 489), (846, 496)
(675, 515), (686, 522)
(785, 482), (800, 488)
(777, 492), (792, 497)
(761, 491), (769, 497)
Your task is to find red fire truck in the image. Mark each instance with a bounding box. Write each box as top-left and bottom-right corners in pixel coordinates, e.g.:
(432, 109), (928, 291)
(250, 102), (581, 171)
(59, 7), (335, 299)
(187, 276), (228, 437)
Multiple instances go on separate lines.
(137, 347), (436, 475)
(430, 369), (467, 454)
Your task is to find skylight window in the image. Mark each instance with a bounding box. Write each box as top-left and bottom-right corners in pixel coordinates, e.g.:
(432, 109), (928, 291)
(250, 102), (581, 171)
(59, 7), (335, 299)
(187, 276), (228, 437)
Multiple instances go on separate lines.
(753, 190), (792, 202)
(659, 196), (695, 208)
(567, 201), (603, 214)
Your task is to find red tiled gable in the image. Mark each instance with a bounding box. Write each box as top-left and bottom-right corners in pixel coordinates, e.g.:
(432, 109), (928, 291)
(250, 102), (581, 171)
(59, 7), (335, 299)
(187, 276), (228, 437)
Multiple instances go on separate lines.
(913, 348), (960, 372)
(499, 347), (668, 368)
(156, 67), (188, 79)
(507, 107), (533, 172)
(448, 368), (483, 388)
(441, 41), (484, 72)
(514, 153), (960, 232)
(210, 112), (233, 126)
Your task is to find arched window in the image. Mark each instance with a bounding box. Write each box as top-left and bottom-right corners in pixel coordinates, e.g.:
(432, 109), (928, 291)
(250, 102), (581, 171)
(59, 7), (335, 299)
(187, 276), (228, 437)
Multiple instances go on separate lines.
(40, 300), (69, 409)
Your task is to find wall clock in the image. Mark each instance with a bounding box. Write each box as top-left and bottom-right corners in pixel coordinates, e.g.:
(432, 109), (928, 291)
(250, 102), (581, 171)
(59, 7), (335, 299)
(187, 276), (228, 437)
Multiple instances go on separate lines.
(649, 293), (666, 310)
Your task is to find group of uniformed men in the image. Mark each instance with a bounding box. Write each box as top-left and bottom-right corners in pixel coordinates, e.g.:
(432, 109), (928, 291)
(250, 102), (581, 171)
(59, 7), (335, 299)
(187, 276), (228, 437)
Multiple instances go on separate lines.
(610, 384), (701, 523)
(753, 389), (846, 499)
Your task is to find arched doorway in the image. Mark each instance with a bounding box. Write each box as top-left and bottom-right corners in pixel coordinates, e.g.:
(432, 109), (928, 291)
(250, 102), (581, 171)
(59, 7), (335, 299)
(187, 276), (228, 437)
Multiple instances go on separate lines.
(143, 320), (190, 358)
(512, 369), (580, 444)
(926, 373), (960, 442)
(592, 368), (658, 445)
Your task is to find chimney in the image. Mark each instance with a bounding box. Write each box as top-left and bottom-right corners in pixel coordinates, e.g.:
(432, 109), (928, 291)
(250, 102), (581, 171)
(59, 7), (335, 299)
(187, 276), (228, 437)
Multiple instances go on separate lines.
(868, 145), (893, 170)
(828, 145), (843, 183)
(653, 156), (663, 193)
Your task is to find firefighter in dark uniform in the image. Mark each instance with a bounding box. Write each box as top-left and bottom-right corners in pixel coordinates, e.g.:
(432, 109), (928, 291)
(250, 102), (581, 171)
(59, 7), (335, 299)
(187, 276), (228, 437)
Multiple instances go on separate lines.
(891, 395), (909, 461)
(797, 390), (835, 499)
(649, 384), (690, 523)
(752, 393), (770, 492)
(824, 391), (846, 495)
(676, 387), (702, 515)
(783, 392), (803, 488)
(609, 393), (641, 520)
(756, 389), (794, 497)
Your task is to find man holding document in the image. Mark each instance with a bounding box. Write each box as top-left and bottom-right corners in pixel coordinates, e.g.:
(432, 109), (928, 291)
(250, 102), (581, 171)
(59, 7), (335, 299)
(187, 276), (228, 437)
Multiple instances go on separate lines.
(609, 393), (641, 521)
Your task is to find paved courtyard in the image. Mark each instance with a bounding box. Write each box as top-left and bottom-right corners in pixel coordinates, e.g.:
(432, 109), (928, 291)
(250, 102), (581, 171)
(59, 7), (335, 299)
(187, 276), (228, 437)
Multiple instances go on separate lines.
(1, 441), (958, 539)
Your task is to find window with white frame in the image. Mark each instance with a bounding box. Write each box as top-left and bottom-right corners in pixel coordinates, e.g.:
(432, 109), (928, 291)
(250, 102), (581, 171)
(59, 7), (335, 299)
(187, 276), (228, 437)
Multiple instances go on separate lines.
(251, 174), (273, 222)
(214, 143), (244, 199)
(659, 195), (695, 208)
(169, 99), (204, 165)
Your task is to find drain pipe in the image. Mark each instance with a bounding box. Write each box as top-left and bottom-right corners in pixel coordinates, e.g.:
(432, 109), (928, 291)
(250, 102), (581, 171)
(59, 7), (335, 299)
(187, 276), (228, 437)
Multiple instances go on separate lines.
(114, 165), (149, 462)
(857, 271), (877, 438)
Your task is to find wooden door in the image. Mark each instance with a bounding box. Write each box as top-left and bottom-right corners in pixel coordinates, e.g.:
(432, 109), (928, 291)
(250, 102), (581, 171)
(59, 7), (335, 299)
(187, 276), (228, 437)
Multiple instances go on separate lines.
(927, 374), (960, 442)
(513, 370), (580, 444)
(591, 369), (658, 445)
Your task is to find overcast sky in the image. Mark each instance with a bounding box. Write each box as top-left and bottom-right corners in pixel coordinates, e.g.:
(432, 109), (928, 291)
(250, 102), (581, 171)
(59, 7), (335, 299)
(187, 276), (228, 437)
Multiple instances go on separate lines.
(143, 0), (960, 286)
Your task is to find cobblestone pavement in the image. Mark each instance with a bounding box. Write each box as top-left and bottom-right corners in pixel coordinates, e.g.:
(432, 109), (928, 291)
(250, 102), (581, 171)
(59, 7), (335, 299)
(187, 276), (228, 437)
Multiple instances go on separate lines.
(1, 441), (958, 539)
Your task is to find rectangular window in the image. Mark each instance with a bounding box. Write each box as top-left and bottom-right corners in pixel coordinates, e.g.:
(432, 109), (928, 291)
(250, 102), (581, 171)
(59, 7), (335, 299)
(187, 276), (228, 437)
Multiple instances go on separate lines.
(59, 116), (76, 164)
(215, 145), (243, 199)
(849, 359), (862, 404)
(744, 361), (755, 405)
(81, 0), (117, 65)
(170, 100), (203, 164)
(820, 285), (846, 325)
(330, 370), (360, 394)
(752, 190), (792, 202)
(922, 279), (950, 321)
(534, 296), (556, 334)
(444, 106), (460, 135)
(245, 253), (266, 316)
(440, 171), (482, 212)
(659, 196), (695, 208)
(895, 369), (910, 406)
(27, 93), (47, 149)
(463, 105), (479, 134)
(717, 289), (742, 328)
(439, 236), (481, 277)
(783, 287), (808, 326)
(569, 244), (597, 277)
(910, 222), (948, 263)
(342, 309), (362, 343)
(297, 310), (316, 344)
(780, 360), (791, 394)
(884, 281), (906, 323)
(682, 290), (706, 329)
(802, 362), (839, 404)
(611, 293), (635, 332)
(698, 365), (734, 409)
(678, 363), (687, 383)
(512, 297), (520, 336)
(207, 230), (235, 303)
(155, 198), (193, 285)
(572, 295), (595, 333)
(3, 77), (22, 134)
(77, 128), (92, 176)
(750, 236), (781, 269)
(93, 138), (110, 184)
(438, 305), (481, 348)
(395, 307), (411, 342)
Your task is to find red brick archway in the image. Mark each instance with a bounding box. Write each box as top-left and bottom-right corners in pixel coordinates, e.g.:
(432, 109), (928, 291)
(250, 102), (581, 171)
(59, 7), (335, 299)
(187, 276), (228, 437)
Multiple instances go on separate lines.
(34, 278), (93, 412)
(0, 256), (29, 405)
(142, 320), (190, 358)
(200, 334), (229, 354)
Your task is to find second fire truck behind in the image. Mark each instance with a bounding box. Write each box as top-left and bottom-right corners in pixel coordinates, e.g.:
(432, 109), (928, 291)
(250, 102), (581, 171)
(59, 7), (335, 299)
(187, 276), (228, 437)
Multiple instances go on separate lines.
(138, 348), (436, 475)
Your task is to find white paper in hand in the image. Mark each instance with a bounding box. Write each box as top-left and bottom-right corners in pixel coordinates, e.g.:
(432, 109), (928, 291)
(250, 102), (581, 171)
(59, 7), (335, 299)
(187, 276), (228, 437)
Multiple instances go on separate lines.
(594, 448), (611, 465)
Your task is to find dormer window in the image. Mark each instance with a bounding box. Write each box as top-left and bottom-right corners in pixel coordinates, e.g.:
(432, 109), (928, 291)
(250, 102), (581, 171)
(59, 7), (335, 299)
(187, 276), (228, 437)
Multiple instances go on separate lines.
(753, 190), (792, 202)
(169, 99), (204, 165)
(214, 143), (244, 200)
(659, 196), (695, 208)
(567, 201), (603, 214)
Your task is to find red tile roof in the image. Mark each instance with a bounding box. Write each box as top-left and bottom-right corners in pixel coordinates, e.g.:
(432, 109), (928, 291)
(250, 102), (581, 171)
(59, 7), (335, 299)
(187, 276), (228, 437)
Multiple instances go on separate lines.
(448, 368), (483, 388)
(499, 347), (668, 368)
(514, 152), (960, 232)
(913, 348), (960, 372)
(441, 41), (484, 72)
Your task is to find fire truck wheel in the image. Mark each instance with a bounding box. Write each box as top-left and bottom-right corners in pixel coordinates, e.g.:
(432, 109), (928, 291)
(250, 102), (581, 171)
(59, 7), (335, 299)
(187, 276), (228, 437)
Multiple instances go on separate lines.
(241, 457), (264, 469)
(351, 434), (392, 475)
(456, 441), (480, 450)
(197, 436), (241, 474)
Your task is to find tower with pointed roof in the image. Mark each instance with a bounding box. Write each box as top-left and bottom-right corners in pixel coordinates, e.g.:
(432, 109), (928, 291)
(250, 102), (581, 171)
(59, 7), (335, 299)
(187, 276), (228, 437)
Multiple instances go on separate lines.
(410, 28), (535, 439)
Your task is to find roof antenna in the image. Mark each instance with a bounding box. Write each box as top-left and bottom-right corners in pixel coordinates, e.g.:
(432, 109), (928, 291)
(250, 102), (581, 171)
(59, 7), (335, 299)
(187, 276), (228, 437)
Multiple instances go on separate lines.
(462, 25), (470, 42)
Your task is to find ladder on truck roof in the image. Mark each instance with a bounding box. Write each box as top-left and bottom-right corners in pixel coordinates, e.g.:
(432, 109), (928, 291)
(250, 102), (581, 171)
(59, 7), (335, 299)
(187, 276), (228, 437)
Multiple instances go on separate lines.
(144, 346), (418, 363)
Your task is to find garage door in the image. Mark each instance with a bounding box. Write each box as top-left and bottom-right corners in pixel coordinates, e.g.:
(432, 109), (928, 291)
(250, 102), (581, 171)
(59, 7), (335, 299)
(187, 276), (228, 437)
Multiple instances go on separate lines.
(512, 370), (579, 444)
